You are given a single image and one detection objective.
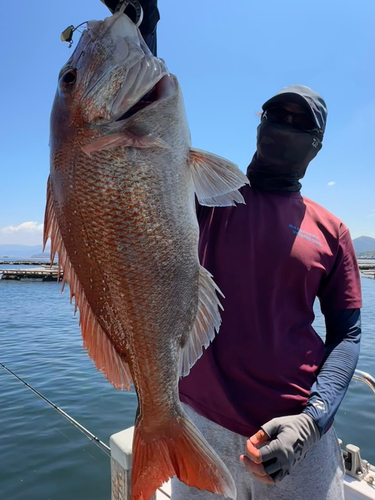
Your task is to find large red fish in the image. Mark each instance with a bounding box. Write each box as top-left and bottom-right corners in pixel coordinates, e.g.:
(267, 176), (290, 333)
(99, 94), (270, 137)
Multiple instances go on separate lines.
(44, 12), (248, 500)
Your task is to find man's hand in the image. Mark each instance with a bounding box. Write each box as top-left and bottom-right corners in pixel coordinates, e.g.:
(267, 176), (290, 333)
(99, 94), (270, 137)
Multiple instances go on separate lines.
(240, 414), (321, 483)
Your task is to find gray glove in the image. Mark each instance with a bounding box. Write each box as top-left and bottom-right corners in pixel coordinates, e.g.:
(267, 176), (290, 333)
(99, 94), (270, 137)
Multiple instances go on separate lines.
(259, 414), (321, 482)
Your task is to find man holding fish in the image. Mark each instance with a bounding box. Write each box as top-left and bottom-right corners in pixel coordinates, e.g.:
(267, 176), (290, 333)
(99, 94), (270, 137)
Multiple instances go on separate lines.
(49, 1), (362, 499)
(123, 0), (363, 496)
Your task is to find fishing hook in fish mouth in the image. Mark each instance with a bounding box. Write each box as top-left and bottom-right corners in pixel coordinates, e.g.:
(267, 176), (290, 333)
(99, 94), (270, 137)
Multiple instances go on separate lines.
(114, 0), (144, 27)
(60, 1), (143, 49)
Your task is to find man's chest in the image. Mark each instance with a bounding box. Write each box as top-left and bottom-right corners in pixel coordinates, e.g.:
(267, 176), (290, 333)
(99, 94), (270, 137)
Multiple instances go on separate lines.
(198, 200), (335, 287)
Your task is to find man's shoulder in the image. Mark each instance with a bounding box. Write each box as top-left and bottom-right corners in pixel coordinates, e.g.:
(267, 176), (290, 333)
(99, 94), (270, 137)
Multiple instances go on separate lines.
(301, 195), (348, 234)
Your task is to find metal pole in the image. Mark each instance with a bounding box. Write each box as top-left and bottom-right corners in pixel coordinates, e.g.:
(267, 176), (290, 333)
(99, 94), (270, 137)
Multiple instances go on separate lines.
(353, 369), (375, 396)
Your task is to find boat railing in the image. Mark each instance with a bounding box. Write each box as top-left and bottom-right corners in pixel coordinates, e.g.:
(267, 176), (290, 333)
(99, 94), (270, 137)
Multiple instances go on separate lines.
(342, 370), (375, 491)
(353, 370), (375, 396)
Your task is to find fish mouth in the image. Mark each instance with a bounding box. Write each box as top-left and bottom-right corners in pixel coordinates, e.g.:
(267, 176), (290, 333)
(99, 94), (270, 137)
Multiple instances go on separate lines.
(115, 74), (175, 121)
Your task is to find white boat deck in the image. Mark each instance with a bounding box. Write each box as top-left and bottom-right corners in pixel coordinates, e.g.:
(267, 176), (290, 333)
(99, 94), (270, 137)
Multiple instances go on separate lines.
(344, 474), (375, 500)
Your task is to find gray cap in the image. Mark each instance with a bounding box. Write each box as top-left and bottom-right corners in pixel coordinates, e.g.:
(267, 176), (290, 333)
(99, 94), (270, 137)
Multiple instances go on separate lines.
(262, 85), (327, 134)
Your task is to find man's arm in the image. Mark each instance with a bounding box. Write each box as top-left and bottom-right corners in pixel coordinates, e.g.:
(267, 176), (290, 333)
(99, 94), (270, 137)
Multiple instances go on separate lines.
(101, 0), (160, 55)
(241, 309), (361, 483)
(242, 225), (362, 483)
(304, 308), (361, 433)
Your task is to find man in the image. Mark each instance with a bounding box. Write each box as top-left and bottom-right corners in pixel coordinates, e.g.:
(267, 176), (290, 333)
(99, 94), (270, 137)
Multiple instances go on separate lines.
(101, 2), (362, 499)
(176, 86), (362, 500)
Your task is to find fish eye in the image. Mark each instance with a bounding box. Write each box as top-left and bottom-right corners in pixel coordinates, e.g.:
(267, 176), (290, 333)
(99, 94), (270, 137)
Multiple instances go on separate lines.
(59, 69), (77, 90)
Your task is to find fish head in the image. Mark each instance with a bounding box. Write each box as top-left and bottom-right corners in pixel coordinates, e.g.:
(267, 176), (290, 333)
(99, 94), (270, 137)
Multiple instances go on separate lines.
(52, 12), (174, 131)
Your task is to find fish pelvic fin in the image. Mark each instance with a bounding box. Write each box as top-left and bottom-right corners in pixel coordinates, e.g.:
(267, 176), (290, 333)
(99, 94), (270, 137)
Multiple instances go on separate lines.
(179, 266), (223, 378)
(43, 178), (133, 390)
(131, 411), (236, 500)
(190, 148), (249, 206)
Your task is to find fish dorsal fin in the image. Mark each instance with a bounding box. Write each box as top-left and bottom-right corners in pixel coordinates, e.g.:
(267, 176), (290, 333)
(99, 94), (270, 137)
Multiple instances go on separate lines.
(43, 177), (133, 390)
(179, 266), (224, 378)
(190, 148), (249, 206)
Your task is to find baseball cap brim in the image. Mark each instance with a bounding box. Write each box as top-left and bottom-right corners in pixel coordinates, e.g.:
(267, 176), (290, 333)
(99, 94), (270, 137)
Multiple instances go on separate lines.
(262, 85), (327, 133)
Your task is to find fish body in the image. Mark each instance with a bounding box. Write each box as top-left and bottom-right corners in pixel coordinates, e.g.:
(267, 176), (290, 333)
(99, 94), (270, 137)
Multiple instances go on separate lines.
(45, 13), (248, 500)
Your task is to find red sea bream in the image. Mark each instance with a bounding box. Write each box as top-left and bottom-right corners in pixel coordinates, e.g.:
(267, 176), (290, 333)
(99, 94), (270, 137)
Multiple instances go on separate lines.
(44, 12), (248, 500)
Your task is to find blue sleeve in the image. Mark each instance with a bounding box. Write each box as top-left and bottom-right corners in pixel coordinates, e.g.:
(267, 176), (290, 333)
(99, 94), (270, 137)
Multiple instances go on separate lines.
(303, 309), (361, 436)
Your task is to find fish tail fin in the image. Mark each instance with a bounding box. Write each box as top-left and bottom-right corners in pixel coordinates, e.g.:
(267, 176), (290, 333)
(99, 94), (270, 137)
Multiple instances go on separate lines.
(131, 413), (236, 500)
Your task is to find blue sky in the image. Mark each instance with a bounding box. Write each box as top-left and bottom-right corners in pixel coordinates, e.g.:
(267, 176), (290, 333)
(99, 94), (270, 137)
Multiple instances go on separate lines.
(0, 0), (374, 245)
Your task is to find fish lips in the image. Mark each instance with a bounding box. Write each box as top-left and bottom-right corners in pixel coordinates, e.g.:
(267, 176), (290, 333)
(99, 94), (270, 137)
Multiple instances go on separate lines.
(110, 58), (170, 122)
(114, 73), (177, 123)
(81, 13), (171, 123)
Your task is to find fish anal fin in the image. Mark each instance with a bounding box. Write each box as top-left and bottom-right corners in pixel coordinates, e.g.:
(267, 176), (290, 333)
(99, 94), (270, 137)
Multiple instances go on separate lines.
(190, 147), (249, 206)
(131, 412), (236, 500)
(79, 302), (133, 391)
(179, 266), (224, 378)
(43, 178), (133, 390)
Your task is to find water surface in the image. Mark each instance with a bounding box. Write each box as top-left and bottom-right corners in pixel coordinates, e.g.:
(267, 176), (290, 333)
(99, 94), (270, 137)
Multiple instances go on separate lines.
(0, 275), (374, 499)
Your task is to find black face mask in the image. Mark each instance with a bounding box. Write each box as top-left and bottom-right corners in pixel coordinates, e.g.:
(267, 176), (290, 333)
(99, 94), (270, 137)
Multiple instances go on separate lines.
(247, 120), (323, 192)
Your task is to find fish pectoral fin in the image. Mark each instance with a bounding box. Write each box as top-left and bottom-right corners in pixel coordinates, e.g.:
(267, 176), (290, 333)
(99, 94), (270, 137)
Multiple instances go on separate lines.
(179, 266), (223, 378)
(131, 411), (236, 500)
(81, 131), (167, 156)
(190, 147), (249, 206)
(43, 178), (133, 391)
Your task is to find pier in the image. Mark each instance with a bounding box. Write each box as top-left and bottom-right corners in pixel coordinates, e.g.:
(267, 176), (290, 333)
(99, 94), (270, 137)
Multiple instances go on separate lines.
(0, 260), (51, 266)
(0, 266), (62, 281)
(359, 263), (375, 279)
(0, 261), (374, 281)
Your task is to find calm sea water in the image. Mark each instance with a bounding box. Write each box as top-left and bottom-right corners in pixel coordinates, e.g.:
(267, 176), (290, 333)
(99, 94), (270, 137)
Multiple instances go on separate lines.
(0, 271), (374, 500)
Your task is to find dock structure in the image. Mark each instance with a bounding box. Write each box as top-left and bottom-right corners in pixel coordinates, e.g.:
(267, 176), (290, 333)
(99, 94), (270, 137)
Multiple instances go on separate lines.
(361, 271), (375, 279)
(0, 260), (51, 266)
(358, 262), (375, 278)
(0, 261), (374, 281)
(0, 267), (62, 281)
(359, 263), (375, 279)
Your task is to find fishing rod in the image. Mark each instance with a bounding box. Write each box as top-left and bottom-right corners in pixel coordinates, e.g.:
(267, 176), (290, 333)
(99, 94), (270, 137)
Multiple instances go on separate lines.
(0, 362), (111, 457)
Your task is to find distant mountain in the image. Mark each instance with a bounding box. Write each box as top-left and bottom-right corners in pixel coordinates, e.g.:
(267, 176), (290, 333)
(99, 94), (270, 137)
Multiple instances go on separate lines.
(352, 236), (375, 255)
(0, 244), (50, 258)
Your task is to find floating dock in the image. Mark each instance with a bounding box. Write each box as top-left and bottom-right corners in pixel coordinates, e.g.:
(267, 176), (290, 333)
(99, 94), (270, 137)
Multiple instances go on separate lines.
(0, 266), (62, 281)
(359, 263), (375, 278)
(0, 260), (50, 266)
(0, 261), (374, 281)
